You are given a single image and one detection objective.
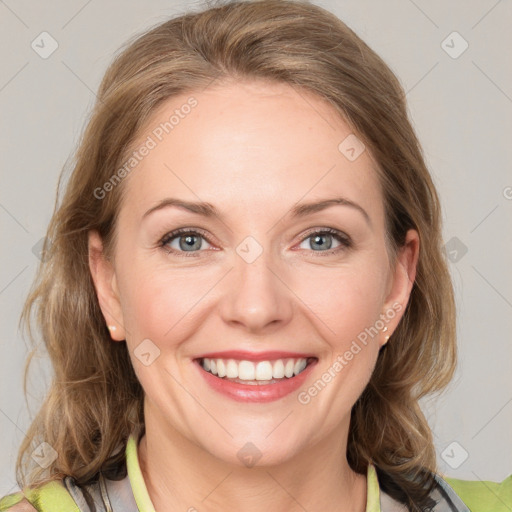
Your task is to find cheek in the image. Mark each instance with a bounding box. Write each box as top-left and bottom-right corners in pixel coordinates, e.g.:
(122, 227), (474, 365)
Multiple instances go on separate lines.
(291, 256), (390, 342)
(116, 252), (222, 349)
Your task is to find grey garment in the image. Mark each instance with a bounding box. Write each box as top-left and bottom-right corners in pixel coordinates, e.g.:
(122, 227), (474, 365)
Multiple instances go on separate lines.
(63, 472), (138, 512)
(379, 473), (471, 512)
(429, 474), (471, 512)
(63, 470), (471, 512)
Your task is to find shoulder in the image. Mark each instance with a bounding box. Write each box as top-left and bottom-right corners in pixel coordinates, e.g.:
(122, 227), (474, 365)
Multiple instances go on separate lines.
(442, 473), (512, 512)
(0, 498), (37, 511)
(0, 493), (35, 512)
(0, 480), (79, 512)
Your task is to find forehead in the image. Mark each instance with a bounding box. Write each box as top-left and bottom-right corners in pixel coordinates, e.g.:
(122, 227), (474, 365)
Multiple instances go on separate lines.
(117, 79), (383, 225)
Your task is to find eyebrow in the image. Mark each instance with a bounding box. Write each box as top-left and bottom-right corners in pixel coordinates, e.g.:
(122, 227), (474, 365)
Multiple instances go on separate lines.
(142, 196), (371, 226)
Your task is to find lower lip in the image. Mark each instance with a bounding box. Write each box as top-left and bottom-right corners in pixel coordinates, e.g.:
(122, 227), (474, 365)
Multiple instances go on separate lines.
(194, 359), (318, 403)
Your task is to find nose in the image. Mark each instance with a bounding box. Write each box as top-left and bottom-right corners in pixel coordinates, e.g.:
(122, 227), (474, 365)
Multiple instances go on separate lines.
(219, 246), (294, 334)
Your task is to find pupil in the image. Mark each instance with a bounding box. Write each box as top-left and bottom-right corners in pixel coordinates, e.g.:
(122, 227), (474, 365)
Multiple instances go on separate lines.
(312, 234), (332, 250)
(180, 235), (200, 251)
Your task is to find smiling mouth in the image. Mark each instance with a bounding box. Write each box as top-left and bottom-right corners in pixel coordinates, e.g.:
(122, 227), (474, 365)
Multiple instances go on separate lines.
(196, 356), (318, 385)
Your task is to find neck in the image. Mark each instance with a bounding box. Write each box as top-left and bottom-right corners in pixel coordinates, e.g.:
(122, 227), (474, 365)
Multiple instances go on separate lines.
(137, 403), (367, 512)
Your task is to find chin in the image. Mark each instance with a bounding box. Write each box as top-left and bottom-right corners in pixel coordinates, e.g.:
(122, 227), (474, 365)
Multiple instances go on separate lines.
(200, 434), (303, 469)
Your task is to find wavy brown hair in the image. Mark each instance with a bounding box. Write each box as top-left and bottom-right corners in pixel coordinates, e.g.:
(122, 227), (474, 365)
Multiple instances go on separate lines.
(13, 1), (456, 510)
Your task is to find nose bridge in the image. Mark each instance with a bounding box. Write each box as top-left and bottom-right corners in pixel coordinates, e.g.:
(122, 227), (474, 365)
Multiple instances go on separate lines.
(219, 234), (293, 331)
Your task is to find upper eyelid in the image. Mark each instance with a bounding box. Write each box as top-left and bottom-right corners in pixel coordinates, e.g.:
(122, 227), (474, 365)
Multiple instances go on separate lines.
(160, 227), (212, 242)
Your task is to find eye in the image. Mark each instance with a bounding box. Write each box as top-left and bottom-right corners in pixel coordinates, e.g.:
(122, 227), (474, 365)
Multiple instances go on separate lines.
(159, 228), (214, 257)
(297, 228), (352, 255)
(158, 227), (352, 258)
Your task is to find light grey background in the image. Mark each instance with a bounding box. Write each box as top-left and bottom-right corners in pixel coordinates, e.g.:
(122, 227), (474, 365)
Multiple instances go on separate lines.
(1, 0), (511, 498)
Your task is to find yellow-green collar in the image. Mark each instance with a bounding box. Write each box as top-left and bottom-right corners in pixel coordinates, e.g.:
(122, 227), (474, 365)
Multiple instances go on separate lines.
(126, 434), (156, 512)
(126, 433), (381, 512)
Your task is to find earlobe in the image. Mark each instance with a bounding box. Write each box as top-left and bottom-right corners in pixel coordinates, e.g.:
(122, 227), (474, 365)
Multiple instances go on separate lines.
(380, 229), (420, 346)
(88, 230), (126, 341)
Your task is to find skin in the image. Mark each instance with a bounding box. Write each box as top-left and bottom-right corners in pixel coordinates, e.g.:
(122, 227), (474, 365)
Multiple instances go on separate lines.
(89, 79), (419, 512)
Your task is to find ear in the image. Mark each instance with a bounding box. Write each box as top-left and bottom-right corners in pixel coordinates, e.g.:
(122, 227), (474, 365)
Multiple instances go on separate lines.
(88, 230), (126, 341)
(380, 229), (420, 347)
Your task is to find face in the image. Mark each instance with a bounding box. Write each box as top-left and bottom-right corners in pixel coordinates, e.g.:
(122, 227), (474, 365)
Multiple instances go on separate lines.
(89, 79), (418, 467)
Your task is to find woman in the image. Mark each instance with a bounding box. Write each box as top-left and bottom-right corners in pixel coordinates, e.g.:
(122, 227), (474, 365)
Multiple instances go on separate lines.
(1, 0), (510, 511)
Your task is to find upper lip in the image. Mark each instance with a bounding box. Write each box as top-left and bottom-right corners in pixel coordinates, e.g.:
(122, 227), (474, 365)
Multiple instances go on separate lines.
(195, 350), (317, 362)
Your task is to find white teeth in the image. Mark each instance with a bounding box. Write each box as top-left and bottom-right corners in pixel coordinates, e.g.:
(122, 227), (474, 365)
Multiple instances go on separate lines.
(226, 359), (238, 378)
(216, 359), (226, 378)
(255, 361), (273, 380)
(294, 359), (307, 375)
(200, 357), (311, 381)
(239, 360), (255, 380)
(272, 359), (285, 379)
(284, 359), (295, 378)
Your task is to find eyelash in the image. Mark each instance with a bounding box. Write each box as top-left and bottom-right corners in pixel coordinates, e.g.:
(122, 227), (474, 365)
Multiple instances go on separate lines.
(158, 227), (352, 258)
